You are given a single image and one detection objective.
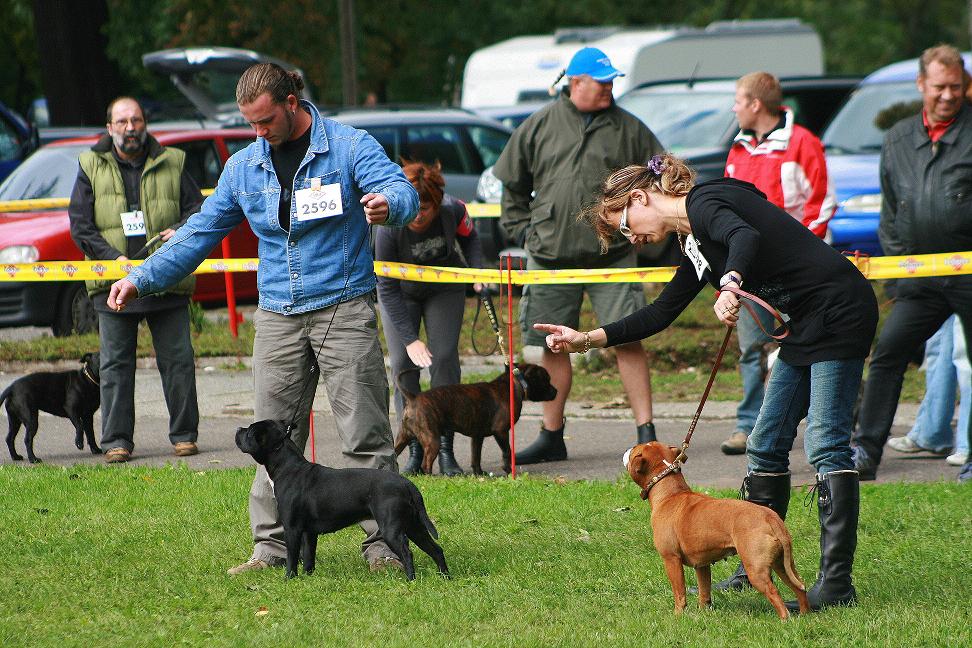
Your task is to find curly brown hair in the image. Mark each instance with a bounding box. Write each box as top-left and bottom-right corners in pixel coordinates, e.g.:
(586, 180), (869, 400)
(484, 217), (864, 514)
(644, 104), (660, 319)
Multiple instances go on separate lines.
(401, 160), (445, 210)
(580, 153), (695, 253)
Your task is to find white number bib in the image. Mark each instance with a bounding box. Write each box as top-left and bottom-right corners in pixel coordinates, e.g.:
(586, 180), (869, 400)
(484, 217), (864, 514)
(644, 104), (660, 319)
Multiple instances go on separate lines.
(295, 180), (343, 222)
(120, 210), (146, 237)
(684, 234), (710, 281)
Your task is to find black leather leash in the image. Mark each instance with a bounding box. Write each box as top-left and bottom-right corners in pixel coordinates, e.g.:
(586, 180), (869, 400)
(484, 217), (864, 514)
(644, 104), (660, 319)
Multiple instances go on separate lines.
(284, 223), (371, 434)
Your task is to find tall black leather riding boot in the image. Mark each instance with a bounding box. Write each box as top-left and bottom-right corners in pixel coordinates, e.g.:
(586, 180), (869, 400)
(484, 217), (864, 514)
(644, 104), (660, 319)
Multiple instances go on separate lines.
(711, 472), (791, 592)
(514, 420), (567, 464)
(438, 434), (465, 476)
(786, 470), (859, 612)
(636, 422), (657, 444)
(402, 439), (423, 475)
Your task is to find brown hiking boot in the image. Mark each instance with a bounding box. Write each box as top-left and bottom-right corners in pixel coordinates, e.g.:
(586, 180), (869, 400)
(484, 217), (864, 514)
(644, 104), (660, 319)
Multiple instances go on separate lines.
(720, 431), (748, 455)
(174, 441), (199, 457)
(105, 448), (131, 463)
(227, 558), (281, 575)
(368, 556), (405, 573)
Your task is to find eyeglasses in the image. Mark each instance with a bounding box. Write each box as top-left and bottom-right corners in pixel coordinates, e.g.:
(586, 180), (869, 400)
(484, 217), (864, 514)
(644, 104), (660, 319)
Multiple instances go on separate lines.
(112, 117), (145, 128)
(619, 203), (633, 237)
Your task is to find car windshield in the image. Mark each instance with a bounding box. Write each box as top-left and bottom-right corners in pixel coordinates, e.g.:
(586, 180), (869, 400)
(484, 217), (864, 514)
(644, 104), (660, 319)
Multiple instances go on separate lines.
(0, 144), (86, 202)
(617, 90), (735, 151)
(822, 82), (919, 154)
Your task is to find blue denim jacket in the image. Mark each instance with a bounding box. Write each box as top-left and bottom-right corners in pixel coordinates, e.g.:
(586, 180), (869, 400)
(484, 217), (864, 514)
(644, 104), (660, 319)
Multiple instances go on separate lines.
(127, 100), (418, 314)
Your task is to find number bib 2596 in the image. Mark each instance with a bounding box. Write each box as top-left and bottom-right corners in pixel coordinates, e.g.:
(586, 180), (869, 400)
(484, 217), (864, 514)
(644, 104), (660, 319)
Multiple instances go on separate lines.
(295, 181), (343, 221)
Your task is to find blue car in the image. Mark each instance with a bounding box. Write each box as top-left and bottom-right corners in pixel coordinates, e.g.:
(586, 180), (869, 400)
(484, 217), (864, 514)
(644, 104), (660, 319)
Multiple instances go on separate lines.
(0, 101), (33, 184)
(823, 53), (972, 255)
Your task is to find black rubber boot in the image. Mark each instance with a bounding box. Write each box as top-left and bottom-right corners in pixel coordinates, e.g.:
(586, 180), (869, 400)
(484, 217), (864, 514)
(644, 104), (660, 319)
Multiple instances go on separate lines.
(402, 439), (423, 475)
(437, 434), (465, 476)
(636, 422), (657, 444)
(786, 470), (859, 612)
(710, 472), (791, 592)
(515, 420), (567, 465)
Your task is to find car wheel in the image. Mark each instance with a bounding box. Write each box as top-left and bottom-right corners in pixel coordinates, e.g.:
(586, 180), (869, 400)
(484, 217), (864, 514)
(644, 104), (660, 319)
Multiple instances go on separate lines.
(53, 283), (98, 337)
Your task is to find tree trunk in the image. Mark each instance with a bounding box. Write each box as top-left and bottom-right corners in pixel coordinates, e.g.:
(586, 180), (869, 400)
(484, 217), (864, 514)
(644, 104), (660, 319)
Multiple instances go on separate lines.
(32, 0), (122, 126)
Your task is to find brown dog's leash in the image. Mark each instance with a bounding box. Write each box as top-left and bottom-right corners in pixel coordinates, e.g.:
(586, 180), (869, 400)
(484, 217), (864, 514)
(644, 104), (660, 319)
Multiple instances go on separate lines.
(640, 286), (789, 499)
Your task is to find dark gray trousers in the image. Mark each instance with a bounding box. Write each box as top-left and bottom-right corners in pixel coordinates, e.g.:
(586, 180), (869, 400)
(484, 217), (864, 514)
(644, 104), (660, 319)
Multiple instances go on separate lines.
(97, 304), (199, 451)
(379, 287), (465, 427)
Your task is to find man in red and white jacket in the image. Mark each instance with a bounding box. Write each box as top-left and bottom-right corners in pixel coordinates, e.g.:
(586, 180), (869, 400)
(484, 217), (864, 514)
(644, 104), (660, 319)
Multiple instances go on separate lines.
(725, 72), (836, 240)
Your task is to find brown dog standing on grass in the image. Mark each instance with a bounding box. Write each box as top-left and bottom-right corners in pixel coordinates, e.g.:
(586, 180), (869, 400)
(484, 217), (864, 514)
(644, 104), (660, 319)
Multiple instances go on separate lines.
(624, 442), (809, 619)
(394, 364), (557, 475)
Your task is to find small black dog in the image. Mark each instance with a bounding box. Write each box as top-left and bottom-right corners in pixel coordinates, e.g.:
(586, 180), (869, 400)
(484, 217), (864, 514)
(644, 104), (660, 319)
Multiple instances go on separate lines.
(1, 352), (101, 463)
(235, 419), (449, 580)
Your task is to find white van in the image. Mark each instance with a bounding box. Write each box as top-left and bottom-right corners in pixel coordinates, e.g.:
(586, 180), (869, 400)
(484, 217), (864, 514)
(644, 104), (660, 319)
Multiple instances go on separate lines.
(461, 19), (824, 109)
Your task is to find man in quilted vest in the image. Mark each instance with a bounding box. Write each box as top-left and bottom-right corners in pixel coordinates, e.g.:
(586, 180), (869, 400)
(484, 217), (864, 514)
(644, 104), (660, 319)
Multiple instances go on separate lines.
(68, 96), (203, 464)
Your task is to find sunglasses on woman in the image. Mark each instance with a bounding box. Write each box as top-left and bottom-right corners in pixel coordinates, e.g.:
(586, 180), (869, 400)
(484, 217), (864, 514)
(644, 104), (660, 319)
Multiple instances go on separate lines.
(619, 203), (633, 237)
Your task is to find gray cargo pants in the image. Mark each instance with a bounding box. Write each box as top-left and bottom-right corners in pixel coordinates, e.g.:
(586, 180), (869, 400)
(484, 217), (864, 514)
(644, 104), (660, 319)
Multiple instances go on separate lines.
(248, 295), (400, 565)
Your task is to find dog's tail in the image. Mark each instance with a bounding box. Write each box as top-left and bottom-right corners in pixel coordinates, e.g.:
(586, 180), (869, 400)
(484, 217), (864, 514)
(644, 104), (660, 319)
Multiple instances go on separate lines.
(0, 384), (10, 410)
(407, 481), (439, 539)
(771, 515), (807, 591)
(395, 367), (421, 402)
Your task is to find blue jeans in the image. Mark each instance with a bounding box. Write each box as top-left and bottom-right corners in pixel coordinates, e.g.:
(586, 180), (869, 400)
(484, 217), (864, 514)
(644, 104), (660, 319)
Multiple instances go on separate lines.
(747, 356), (865, 475)
(908, 315), (971, 455)
(736, 304), (776, 435)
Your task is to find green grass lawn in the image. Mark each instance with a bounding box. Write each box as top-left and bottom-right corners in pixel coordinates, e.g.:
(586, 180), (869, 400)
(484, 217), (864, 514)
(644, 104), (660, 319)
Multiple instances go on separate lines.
(1, 466), (969, 647)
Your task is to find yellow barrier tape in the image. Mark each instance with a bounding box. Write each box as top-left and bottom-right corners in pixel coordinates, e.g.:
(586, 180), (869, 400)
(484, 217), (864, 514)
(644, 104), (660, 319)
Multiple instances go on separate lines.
(466, 202), (500, 218)
(0, 188), (213, 214)
(3, 251), (972, 283)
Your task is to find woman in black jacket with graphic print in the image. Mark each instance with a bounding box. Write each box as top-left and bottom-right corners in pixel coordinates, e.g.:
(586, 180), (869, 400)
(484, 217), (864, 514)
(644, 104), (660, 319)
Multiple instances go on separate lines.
(375, 161), (484, 476)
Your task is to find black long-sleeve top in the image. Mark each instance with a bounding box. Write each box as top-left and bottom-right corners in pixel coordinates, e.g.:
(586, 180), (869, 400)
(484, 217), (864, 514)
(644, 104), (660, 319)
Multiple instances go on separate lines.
(603, 178), (877, 366)
(375, 195), (484, 345)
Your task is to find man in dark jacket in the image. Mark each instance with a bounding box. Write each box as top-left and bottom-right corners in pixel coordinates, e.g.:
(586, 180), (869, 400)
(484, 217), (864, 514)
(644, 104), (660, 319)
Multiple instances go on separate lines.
(852, 44), (972, 483)
(493, 47), (663, 463)
(68, 96), (202, 463)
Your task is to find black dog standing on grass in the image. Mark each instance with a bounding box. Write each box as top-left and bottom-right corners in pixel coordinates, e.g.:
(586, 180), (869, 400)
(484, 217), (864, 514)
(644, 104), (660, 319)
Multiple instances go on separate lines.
(235, 419), (449, 580)
(1, 352), (101, 463)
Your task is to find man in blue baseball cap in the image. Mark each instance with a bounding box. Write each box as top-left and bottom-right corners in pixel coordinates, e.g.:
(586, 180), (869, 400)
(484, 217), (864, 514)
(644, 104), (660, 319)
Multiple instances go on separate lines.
(493, 47), (663, 464)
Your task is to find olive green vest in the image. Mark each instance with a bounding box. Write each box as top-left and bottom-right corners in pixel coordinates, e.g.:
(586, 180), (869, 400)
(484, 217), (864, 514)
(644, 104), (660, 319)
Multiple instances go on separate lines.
(78, 143), (195, 297)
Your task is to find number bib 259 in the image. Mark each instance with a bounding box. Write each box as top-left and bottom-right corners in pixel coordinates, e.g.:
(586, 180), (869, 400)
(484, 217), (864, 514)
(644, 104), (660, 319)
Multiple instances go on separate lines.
(295, 182), (343, 221)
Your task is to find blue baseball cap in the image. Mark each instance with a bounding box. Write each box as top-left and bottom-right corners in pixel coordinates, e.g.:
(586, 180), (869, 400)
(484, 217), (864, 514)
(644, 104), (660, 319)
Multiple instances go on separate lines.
(565, 47), (624, 82)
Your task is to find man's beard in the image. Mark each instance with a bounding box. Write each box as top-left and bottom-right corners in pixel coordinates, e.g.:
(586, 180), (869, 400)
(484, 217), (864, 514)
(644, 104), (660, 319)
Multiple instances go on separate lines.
(113, 129), (147, 155)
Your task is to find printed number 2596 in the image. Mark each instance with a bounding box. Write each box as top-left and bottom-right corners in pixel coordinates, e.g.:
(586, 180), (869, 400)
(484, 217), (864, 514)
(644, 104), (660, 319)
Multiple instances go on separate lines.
(302, 200), (337, 215)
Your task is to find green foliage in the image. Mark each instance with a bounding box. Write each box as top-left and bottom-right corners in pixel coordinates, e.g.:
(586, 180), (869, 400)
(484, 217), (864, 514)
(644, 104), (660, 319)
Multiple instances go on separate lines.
(7, 1), (972, 111)
(0, 466), (969, 646)
(0, 0), (40, 112)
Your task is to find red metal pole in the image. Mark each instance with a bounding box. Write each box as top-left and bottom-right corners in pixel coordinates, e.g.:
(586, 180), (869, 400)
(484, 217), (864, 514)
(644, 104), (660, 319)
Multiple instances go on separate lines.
(507, 255), (516, 479)
(220, 238), (242, 338)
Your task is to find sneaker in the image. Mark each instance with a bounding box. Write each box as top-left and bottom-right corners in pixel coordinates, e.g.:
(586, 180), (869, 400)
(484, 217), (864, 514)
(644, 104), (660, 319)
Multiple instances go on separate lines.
(105, 448), (131, 464)
(886, 436), (950, 456)
(958, 462), (972, 483)
(946, 451), (969, 466)
(720, 431), (748, 455)
(174, 441), (199, 457)
(368, 556), (405, 573)
(227, 557), (281, 575)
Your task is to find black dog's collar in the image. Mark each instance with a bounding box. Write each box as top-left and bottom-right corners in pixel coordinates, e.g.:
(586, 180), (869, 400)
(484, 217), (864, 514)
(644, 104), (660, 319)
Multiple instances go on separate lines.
(511, 366), (529, 398)
(81, 364), (99, 386)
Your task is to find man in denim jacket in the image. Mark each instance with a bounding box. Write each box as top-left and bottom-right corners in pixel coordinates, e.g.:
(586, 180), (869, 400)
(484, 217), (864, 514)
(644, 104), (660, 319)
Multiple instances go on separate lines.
(108, 64), (419, 574)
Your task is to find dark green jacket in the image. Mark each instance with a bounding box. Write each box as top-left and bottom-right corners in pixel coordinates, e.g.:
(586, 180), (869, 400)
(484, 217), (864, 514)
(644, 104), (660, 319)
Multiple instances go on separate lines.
(78, 135), (195, 297)
(493, 91), (662, 267)
(879, 104), (972, 255)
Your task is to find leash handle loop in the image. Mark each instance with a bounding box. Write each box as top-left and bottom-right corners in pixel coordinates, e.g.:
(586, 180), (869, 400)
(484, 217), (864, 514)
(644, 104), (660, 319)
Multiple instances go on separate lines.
(719, 285), (789, 341)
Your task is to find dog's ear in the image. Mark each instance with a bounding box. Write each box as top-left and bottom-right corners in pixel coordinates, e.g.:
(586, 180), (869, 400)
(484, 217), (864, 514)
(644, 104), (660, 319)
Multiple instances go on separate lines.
(81, 352), (91, 364)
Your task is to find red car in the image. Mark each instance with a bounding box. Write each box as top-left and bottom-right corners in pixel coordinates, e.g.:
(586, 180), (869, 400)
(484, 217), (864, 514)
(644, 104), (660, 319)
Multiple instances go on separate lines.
(0, 128), (258, 335)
